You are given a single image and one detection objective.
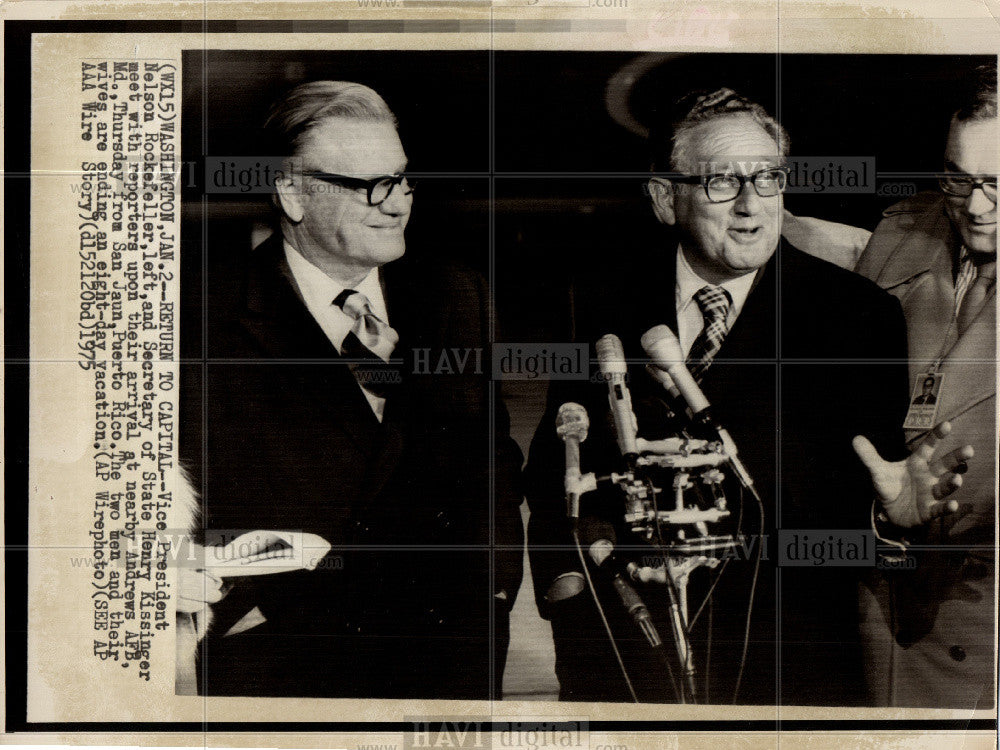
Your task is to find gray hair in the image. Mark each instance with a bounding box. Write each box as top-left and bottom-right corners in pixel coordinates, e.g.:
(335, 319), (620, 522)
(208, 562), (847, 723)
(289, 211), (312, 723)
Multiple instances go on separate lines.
(664, 87), (790, 171)
(264, 80), (397, 157)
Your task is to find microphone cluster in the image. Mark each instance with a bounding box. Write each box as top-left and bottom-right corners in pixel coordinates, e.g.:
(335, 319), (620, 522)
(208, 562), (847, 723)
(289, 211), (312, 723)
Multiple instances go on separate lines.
(549, 328), (761, 704)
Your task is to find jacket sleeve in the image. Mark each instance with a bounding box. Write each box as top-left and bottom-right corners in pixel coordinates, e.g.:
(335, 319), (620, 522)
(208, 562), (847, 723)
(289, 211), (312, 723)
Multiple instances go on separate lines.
(493, 388), (526, 608)
(471, 270), (525, 609)
(523, 377), (586, 619)
(522, 277), (620, 620)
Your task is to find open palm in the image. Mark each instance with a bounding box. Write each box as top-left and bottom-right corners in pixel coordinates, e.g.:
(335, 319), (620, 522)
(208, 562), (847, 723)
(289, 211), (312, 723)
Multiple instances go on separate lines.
(853, 422), (972, 528)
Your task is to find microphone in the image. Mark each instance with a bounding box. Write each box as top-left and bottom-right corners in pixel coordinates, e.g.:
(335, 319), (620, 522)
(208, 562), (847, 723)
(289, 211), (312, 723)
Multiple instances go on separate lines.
(545, 571), (585, 605)
(645, 364), (692, 422)
(556, 402), (589, 521)
(544, 403), (595, 607)
(640, 325), (709, 414)
(580, 519), (662, 649)
(595, 334), (639, 466)
(640, 324), (756, 491)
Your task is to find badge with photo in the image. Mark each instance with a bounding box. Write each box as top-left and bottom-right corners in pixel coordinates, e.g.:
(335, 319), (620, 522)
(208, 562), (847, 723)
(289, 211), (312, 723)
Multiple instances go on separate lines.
(903, 371), (944, 430)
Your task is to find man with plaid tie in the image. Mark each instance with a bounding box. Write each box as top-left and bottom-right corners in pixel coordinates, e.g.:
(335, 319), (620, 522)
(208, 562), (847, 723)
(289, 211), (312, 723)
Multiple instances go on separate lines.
(855, 64), (996, 710)
(525, 88), (969, 705)
(189, 81), (524, 698)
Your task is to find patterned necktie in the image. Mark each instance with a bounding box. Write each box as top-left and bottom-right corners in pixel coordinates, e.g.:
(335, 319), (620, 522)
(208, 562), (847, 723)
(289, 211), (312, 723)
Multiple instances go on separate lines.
(955, 253), (996, 336)
(334, 289), (398, 362)
(687, 285), (733, 383)
(333, 289), (399, 398)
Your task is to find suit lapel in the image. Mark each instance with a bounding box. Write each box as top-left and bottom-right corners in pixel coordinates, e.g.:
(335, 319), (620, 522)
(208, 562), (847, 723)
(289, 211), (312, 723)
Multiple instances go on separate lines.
(896, 250), (957, 372)
(933, 283), (996, 428)
(237, 234), (385, 455)
(352, 260), (420, 500)
(639, 247), (679, 338)
(381, 256), (457, 383)
(239, 242), (337, 359)
(872, 202), (956, 371)
(626, 248), (679, 401)
(381, 258), (426, 357)
(627, 244), (678, 358)
(718, 258), (775, 361)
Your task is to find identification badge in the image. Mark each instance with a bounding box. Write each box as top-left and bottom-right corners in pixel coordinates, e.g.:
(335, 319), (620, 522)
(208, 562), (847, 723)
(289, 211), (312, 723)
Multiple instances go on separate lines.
(903, 371), (944, 430)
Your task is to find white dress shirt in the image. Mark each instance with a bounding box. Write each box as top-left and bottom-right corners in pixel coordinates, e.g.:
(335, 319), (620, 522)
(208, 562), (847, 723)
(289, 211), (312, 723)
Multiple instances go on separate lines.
(284, 240), (390, 421)
(675, 245), (758, 357)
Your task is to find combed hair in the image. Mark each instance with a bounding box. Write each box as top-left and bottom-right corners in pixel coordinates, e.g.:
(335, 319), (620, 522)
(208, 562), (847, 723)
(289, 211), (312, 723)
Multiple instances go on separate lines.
(954, 62), (997, 122)
(263, 80), (398, 157)
(652, 87), (790, 172)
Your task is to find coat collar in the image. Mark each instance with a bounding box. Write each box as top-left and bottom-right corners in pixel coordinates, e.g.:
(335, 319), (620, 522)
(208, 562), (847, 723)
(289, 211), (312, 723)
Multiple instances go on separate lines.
(872, 196), (956, 289)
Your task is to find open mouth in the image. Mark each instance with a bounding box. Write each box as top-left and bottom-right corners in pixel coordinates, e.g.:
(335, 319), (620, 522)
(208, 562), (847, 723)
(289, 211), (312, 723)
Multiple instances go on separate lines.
(728, 226), (762, 242)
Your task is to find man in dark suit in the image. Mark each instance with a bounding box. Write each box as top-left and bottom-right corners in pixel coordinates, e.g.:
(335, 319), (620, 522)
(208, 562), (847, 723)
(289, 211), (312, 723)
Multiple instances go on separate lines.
(524, 88), (966, 705)
(187, 81), (523, 699)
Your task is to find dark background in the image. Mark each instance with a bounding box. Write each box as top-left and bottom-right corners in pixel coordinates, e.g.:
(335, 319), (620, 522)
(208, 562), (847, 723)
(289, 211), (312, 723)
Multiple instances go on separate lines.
(182, 51), (990, 350)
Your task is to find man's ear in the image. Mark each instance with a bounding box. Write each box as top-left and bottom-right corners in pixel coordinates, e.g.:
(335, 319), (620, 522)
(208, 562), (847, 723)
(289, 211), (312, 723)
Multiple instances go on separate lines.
(647, 177), (677, 225)
(275, 174), (305, 223)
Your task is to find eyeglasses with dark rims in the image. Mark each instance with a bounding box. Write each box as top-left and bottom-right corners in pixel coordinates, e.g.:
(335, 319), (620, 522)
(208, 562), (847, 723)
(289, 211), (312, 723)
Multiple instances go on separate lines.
(938, 171), (997, 202)
(302, 171), (415, 207)
(667, 166), (789, 204)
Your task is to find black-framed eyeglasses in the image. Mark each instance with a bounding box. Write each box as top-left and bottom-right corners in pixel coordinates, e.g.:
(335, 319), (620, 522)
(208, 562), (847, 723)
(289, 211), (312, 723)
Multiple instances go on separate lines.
(938, 172), (997, 202)
(302, 171), (415, 206)
(668, 166), (789, 204)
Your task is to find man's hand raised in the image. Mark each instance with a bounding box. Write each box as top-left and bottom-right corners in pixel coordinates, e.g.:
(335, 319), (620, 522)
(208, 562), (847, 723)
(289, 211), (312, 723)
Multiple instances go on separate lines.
(853, 422), (973, 528)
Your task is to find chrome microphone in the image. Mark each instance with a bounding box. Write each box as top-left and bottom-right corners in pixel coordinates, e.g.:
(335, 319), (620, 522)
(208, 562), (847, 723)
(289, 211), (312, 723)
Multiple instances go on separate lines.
(640, 325), (709, 414)
(641, 324), (756, 491)
(556, 402), (589, 521)
(595, 334), (639, 466)
(582, 519), (662, 649)
(645, 362), (692, 422)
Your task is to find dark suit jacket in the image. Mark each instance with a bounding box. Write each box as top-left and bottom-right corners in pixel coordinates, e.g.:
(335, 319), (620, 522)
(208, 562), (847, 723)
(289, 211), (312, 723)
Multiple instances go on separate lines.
(184, 232), (523, 699)
(524, 240), (909, 705)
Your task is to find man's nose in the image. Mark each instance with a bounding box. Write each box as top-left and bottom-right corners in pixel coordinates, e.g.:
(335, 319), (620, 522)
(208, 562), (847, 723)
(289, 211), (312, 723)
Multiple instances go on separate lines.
(965, 185), (995, 216)
(379, 183), (412, 215)
(733, 180), (763, 214)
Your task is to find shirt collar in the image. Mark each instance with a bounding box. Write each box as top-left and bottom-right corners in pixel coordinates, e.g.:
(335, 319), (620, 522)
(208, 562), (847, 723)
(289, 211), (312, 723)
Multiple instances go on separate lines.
(283, 240), (386, 321)
(675, 244), (758, 318)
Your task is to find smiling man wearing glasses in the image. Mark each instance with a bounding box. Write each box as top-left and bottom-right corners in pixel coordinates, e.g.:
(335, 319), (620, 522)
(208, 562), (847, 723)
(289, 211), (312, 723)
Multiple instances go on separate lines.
(524, 87), (971, 706)
(192, 80), (524, 699)
(856, 63), (996, 710)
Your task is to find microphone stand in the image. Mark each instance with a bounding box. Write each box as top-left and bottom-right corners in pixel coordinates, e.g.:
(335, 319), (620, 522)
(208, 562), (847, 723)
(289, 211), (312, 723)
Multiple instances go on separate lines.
(562, 327), (761, 704)
(567, 437), (742, 705)
(664, 567), (697, 703)
(629, 462), (738, 705)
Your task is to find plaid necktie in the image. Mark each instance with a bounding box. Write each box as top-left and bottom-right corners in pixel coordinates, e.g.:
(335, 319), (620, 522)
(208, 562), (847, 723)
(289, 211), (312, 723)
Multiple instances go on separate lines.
(333, 289), (400, 397)
(687, 285), (732, 383)
(955, 250), (996, 335)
